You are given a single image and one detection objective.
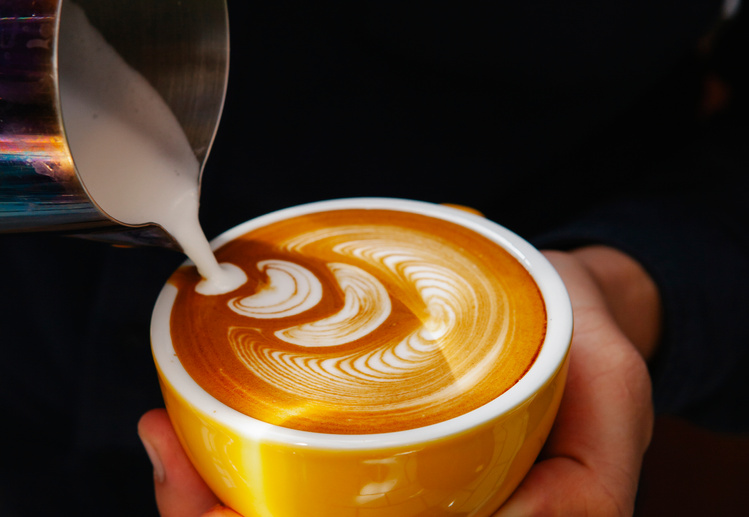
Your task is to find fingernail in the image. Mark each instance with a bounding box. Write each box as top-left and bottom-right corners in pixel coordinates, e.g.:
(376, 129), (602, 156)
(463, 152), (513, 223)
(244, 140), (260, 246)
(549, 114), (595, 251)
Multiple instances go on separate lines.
(140, 436), (166, 483)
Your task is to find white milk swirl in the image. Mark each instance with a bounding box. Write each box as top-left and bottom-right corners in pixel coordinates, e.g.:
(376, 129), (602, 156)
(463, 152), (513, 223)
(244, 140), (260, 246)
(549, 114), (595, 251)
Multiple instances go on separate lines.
(169, 209), (546, 434)
(228, 231), (507, 403)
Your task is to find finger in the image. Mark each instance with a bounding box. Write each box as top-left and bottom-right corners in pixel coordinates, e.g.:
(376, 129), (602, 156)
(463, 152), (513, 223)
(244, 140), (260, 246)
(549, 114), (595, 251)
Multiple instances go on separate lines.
(138, 409), (224, 517)
(494, 354), (647, 517)
(493, 253), (654, 516)
(202, 504), (243, 516)
(541, 251), (654, 459)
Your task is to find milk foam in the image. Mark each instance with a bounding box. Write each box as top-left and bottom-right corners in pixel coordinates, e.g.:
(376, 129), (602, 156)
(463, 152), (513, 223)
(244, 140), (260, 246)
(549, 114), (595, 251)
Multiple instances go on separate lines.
(273, 262), (392, 347)
(58, 2), (241, 293)
(229, 260), (323, 319)
(195, 263), (248, 296)
(228, 228), (502, 404)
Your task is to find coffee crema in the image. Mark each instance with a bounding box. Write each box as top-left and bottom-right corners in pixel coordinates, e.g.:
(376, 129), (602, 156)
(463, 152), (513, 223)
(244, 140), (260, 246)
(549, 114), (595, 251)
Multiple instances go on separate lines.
(169, 209), (547, 434)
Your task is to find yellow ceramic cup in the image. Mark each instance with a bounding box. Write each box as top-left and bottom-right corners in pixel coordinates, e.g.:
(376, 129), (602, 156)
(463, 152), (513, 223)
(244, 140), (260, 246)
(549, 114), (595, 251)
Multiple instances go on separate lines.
(151, 198), (572, 517)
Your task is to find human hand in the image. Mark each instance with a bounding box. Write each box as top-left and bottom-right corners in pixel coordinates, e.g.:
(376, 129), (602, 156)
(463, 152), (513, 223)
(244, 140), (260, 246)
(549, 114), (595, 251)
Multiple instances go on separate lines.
(138, 409), (240, 517)
(494, 247), (660, 516)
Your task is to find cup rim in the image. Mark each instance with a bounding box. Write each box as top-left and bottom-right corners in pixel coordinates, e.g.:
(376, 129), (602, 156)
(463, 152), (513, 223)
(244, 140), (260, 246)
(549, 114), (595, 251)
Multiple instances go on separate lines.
(151, 197), (572, 450)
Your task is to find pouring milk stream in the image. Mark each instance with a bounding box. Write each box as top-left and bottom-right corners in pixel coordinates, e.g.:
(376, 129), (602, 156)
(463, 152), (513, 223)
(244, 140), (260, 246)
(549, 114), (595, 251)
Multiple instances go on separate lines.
(59, 2), (245, 295)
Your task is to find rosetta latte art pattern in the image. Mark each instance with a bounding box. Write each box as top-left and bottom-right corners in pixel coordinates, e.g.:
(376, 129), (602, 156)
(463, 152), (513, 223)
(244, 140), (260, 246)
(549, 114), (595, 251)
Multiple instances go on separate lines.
(169, 210), (546, 434)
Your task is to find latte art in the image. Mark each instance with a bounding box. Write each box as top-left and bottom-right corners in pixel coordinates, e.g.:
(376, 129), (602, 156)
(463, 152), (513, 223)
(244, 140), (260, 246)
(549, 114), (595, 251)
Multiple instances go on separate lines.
(169, 209), (546, 434)
(228, 260), (324, 320)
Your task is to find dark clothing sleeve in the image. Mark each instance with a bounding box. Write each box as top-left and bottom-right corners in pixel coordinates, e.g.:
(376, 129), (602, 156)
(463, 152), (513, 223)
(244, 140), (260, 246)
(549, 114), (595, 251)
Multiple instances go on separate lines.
(533, 117), (749, 431)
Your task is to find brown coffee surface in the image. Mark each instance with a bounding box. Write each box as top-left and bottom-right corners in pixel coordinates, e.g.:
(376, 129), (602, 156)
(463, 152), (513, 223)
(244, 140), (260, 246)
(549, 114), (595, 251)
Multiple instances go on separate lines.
(169, 209), (546, 434)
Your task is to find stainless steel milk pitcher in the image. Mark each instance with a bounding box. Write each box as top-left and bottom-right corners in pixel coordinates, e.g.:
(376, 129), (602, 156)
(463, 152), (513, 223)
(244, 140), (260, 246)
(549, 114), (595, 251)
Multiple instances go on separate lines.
(0, 0), (228, 248)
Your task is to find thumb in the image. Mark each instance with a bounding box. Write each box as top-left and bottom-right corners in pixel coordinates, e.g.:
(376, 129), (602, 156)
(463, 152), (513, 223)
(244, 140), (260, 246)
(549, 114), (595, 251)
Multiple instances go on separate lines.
(138, 409), (240, 517)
